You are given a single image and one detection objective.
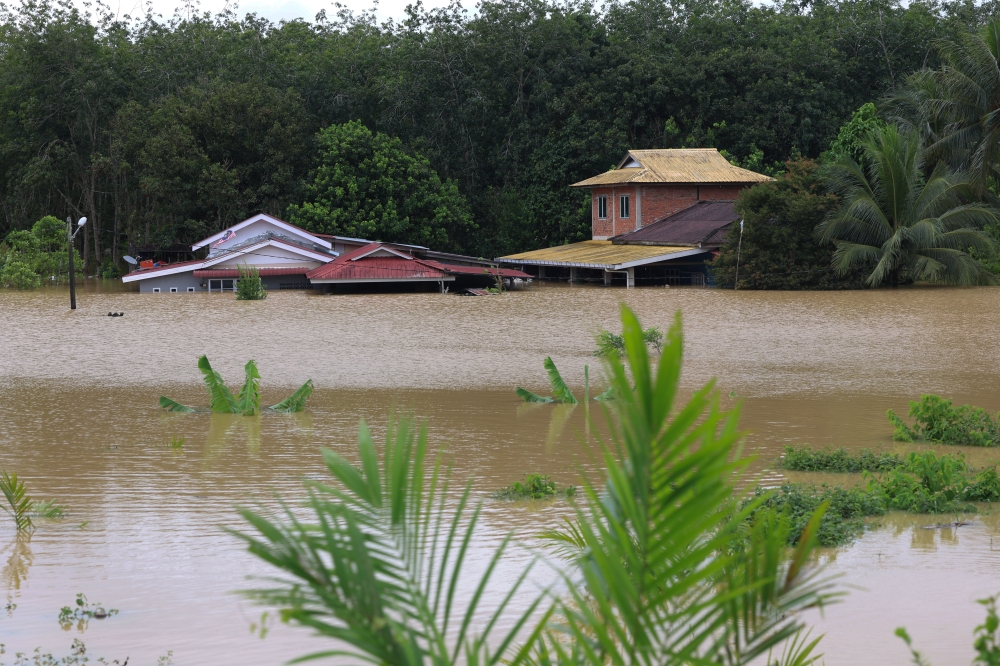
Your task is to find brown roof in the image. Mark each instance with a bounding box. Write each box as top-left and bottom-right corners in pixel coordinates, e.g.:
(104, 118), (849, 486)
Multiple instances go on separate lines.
(571, 149), (772, 187)
(612, 200), (738, 247)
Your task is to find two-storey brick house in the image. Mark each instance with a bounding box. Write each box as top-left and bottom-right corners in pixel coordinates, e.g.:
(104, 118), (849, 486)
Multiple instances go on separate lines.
(571, 148), (771, 239)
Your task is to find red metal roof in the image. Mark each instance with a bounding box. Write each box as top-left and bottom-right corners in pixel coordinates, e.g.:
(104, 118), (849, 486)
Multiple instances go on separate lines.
(123, 257), (205, 277)
(192, 267), (310, 278)
(307, 243), (451, 281)
(422, 261), (530, 278)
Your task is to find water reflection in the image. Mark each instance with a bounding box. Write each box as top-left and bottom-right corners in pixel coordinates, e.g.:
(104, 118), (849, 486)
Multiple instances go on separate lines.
(1, 535), (33, 592)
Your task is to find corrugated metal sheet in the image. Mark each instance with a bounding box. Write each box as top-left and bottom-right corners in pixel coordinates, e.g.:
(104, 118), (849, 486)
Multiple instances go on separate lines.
(423, 261), (531, 278)
(192, 267), (310, 277)
(613, 200), (738, 246)
(308, 257), (449, 281)
(498, 240), (697, 269)
(571, 149), (772, 187)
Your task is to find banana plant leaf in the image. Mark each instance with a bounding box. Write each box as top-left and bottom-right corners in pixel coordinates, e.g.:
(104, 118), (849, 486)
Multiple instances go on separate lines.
(198, 355), (239, 413)
(516, 387), (555, 403)
(159, 396), (197, 412)
(594, 386), (615, 401)
(236, 360), (261, 415)
(544, 357), (578, 404)
(269, 380), (314, 413)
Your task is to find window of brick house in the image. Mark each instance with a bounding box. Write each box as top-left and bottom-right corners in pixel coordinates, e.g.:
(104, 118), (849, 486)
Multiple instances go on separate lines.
(597, 196), (608, 219)
(620, 195), (630, 218)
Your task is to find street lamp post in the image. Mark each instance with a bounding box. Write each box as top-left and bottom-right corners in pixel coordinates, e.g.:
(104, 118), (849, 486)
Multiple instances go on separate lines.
(66, 216), (87, 310)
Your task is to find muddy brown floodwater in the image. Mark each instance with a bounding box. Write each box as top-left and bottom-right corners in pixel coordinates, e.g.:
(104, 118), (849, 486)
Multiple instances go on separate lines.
(2, 282), (1000, 665)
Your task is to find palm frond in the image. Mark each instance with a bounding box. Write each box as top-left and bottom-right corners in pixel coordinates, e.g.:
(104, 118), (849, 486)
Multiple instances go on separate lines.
(198, 355), (238, 413)
(0, 471), (34, 533)
(543, 357), (577, 404)
(269, 380), (314, 412)
(158, 396), (197, 412)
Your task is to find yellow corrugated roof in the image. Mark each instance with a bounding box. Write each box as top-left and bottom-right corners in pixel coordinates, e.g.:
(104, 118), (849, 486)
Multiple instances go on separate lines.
(571, 148), (772, 187)
(498, 240), (699, 269)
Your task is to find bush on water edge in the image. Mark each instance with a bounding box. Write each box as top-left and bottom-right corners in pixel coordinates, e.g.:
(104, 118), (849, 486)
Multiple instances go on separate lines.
(753, 451), (1000, 547)
(889, 394), (1000, 447)
(492, 473), (576, 500)
(781, 445), (904, 473)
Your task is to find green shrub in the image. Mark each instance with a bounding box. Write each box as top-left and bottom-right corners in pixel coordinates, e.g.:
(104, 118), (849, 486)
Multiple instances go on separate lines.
(888, 394), (1000, 446)
(235, 263), (267, 300)
(1, 260), (41, 289)
(867, 451), (1000, 512)
(781, 445), (903, 473)
(594, 327), (663, 357)
(742, 484), (885, 547)
(493, 473), (575, 500)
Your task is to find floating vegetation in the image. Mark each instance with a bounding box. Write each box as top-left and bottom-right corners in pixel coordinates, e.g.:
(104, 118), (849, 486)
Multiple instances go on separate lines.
(493, 473), (576, 500)
(742, 484), (885, 547)
(780, 445), (904, 473)
(594, 326), (663, 357)
(750, 452), (1000, 546)
(888, 394), (1000, 447)
(0, 638), (165, 666)
(58, 594), (119, 631)
(159, 355), (313, 415)
(515, 358), (612, 403)
(167, 435), (184, 450)
(30, 500), (65, 519)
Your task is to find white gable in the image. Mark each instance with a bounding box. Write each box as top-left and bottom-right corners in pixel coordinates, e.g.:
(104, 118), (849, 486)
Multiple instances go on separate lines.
(193, 214), (332, 253)
(620, 155), (643, 168)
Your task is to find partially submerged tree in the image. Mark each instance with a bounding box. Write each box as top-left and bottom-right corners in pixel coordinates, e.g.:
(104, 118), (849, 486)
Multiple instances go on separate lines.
(818, 125), (998, 287)
(233, 306), (834, 665)
(516, 357), (613, 403)
(160, 356), (312, 415)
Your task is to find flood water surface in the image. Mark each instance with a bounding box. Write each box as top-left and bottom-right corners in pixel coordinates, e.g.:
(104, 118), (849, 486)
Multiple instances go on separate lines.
(2, 284), (1000, 664)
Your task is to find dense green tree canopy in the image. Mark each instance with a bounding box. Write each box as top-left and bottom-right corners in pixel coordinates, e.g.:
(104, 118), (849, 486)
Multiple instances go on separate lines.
(2, 0), (1000, 267)
(287, 121), (474, 251)
(817, 125), (998, 286)
(711, 159), (865, 289)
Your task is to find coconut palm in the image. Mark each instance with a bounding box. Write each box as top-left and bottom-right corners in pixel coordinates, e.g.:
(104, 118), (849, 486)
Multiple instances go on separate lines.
(817, 124), (998, 287)
(233, 305), (833, 665)
(889, 19), (1000, 196)
(160, 355), (313, 415)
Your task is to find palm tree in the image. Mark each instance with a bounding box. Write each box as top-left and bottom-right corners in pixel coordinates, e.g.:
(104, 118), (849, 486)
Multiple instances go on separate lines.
(889, 20), (1000, 195)
(817, 124), (997, 287)
(233, 305), (834, 665)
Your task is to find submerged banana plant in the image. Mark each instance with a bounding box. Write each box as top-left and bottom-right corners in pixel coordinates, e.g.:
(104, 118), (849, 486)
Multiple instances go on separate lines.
(160, 355), (313, 415)
(516, 358), (613, 403)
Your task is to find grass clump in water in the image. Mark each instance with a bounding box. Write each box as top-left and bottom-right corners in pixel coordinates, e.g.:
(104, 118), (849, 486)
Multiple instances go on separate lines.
(493, 473), (576, 500)
(781, 445), (903, 473)
(58, 594), (118, 631)
(888, 394), (1000, 446)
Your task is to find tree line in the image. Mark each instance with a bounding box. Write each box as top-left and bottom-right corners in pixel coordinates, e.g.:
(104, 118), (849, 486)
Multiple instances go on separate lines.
(2, 0), (1000, 275)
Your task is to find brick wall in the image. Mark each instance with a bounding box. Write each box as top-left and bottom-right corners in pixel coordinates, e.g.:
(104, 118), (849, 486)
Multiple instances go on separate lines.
(590, 183), (750, 238)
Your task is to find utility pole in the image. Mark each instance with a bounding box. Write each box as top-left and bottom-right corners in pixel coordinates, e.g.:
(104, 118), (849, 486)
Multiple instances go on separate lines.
(67, 216), (87, 310)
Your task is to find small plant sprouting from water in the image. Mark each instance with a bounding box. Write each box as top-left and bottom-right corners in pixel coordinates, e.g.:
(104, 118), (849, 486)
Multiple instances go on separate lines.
(58, 594), (118, 631)
(0, 473), (63, 532)
(888, 394), (1000, 447)
(594, 326), (663, 357)
(167, 435), (184, 450)
(780, 445), (904, 473)
(515, 359), (612, 403)
(493, 473), (576, 500)
(0, 472), (33, 532)
(0, 638), (165, 666)
(896, 593), (1000, 665)
(159, 355), (313, 415)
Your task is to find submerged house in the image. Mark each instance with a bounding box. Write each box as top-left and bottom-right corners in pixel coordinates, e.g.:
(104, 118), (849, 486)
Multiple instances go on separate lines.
(498, 149), (768, 286)
(123, 213), (528, 293)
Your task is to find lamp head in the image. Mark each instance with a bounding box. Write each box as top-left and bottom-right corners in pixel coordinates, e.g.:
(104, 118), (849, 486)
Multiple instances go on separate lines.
(78, 217), (87, 226)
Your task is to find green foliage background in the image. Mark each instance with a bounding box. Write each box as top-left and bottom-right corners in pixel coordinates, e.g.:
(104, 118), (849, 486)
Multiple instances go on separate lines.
(3, 0), (1000, 265)
(710, 159), (868, 289)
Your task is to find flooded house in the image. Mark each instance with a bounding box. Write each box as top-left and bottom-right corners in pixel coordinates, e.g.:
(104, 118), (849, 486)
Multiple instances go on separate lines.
(122, 213), (528, 293)
(497, 148), (770, 286)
